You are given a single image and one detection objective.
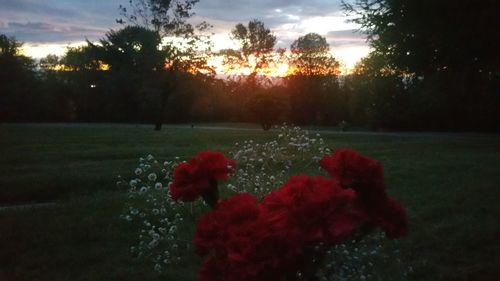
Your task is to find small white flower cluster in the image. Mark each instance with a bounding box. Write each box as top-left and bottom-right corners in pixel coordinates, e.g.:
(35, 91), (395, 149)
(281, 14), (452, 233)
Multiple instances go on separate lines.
(229, 124), (330, 198)
(117, 154), (191, 273)
(316, 232), (412, 281)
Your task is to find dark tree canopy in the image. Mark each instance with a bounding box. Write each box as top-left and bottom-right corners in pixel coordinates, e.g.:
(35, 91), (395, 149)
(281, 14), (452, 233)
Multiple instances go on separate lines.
(118, 0), (201, 37)
(225, 19), (277, 76)
(290, 33), (340, 76)
(116, 0), (213, 130)
(342, 0), (499, 75)
(342, 0), (500, 131)
(98, 26), (164, 72)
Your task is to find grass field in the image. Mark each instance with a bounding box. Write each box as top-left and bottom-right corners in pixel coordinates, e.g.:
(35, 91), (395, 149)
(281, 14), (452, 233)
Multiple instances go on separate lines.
(1, 123), (499, 281)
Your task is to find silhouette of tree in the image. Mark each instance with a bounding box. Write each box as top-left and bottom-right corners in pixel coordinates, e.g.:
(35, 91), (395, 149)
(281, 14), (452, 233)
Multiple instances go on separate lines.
(343, 0), (499, 130)
(343, 0), (498, 76)
(289, 33), (340, 76)
(287, 33), (340, 125)
(0, 35), (37, 121)
(223, 20), (278, 80)
(117, 0), (213, 130)
(58, 46), (105, 121)
(97, 26), (164, 72)
(246, 91), (285, 130)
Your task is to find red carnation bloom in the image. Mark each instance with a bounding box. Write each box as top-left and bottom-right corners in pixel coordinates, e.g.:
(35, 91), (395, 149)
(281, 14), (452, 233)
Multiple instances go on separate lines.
(170, 151), (235, 204)
(320, 148), (384, 191)
(198, 257), (224, 281)
(193, 193), (260, 257)
(194, 192), (304, 281)
(320, 149), (409, 239)
(260, 175), (361, 244)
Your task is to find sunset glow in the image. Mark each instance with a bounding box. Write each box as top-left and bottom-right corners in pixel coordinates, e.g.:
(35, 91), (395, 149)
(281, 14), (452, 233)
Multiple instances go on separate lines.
(23, 43), (369, 75)
(9, 0), (371, 76)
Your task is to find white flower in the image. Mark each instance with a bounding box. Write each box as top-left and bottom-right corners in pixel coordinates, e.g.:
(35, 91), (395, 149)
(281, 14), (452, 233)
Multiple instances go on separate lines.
(148, 173), (157, 181)
(140, 186), (148, 193)
(147, 154), (154, 161)
(129, 179), (138, 187)
(154, 182), (162, 190)
(154, 264), (161, 272)
(148, 240), (160, 248)
(134, 168), (142, 175)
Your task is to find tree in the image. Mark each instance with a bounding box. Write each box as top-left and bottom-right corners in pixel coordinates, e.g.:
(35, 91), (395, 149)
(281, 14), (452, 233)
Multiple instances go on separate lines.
(342, 0), (499, 130)
(343, 0), (498, 76)
(287, 33), (341, 125)
(87, 26), (167, 122)
(118, 0), (213, 130)
(98, 26), (164, 72)
(289, 33), (340, 76)
(0, 35), (37, 121)
(60, 45), (108, 121)
(221, 20), (287, 129)
(246, 91), (286, 130)
(223, 19), (278, 80)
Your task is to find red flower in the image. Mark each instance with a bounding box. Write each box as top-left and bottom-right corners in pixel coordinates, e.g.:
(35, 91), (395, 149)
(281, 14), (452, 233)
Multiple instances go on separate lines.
(320, 148), (384, 191)
(194, 192), (303, 281)
(170, 151), (235, 202)
(320, 149), (409, 239)
(192, 148), (409, 280)
(193, 193), (260, 257)
(198, 257), (224, 281)
(260, 175), (361, 244)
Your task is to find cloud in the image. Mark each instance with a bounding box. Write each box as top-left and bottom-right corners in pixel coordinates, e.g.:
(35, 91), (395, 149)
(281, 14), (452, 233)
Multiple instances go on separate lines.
(326, 29), (367, 48)
(195, 0), (345, 27)
(0, 0), (79, 18)
(1, 0), (370, 67)
(2, 21), (108, 42)
(0, 0), (122, 43)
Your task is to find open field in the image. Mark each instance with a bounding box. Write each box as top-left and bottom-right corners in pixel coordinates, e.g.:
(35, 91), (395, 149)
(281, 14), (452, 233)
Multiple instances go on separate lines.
(1, 123), (499, 281)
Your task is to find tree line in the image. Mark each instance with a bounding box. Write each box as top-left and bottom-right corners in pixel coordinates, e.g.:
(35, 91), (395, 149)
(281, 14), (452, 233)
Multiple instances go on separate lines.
(1, 0), (498, 131)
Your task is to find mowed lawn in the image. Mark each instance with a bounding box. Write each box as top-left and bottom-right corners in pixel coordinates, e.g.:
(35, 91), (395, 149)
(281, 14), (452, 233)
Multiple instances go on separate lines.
(0, 124), (499, 281)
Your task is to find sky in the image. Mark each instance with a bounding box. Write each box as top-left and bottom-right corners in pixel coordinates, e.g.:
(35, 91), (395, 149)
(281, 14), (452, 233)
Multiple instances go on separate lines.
(0, 0), (370, 72)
